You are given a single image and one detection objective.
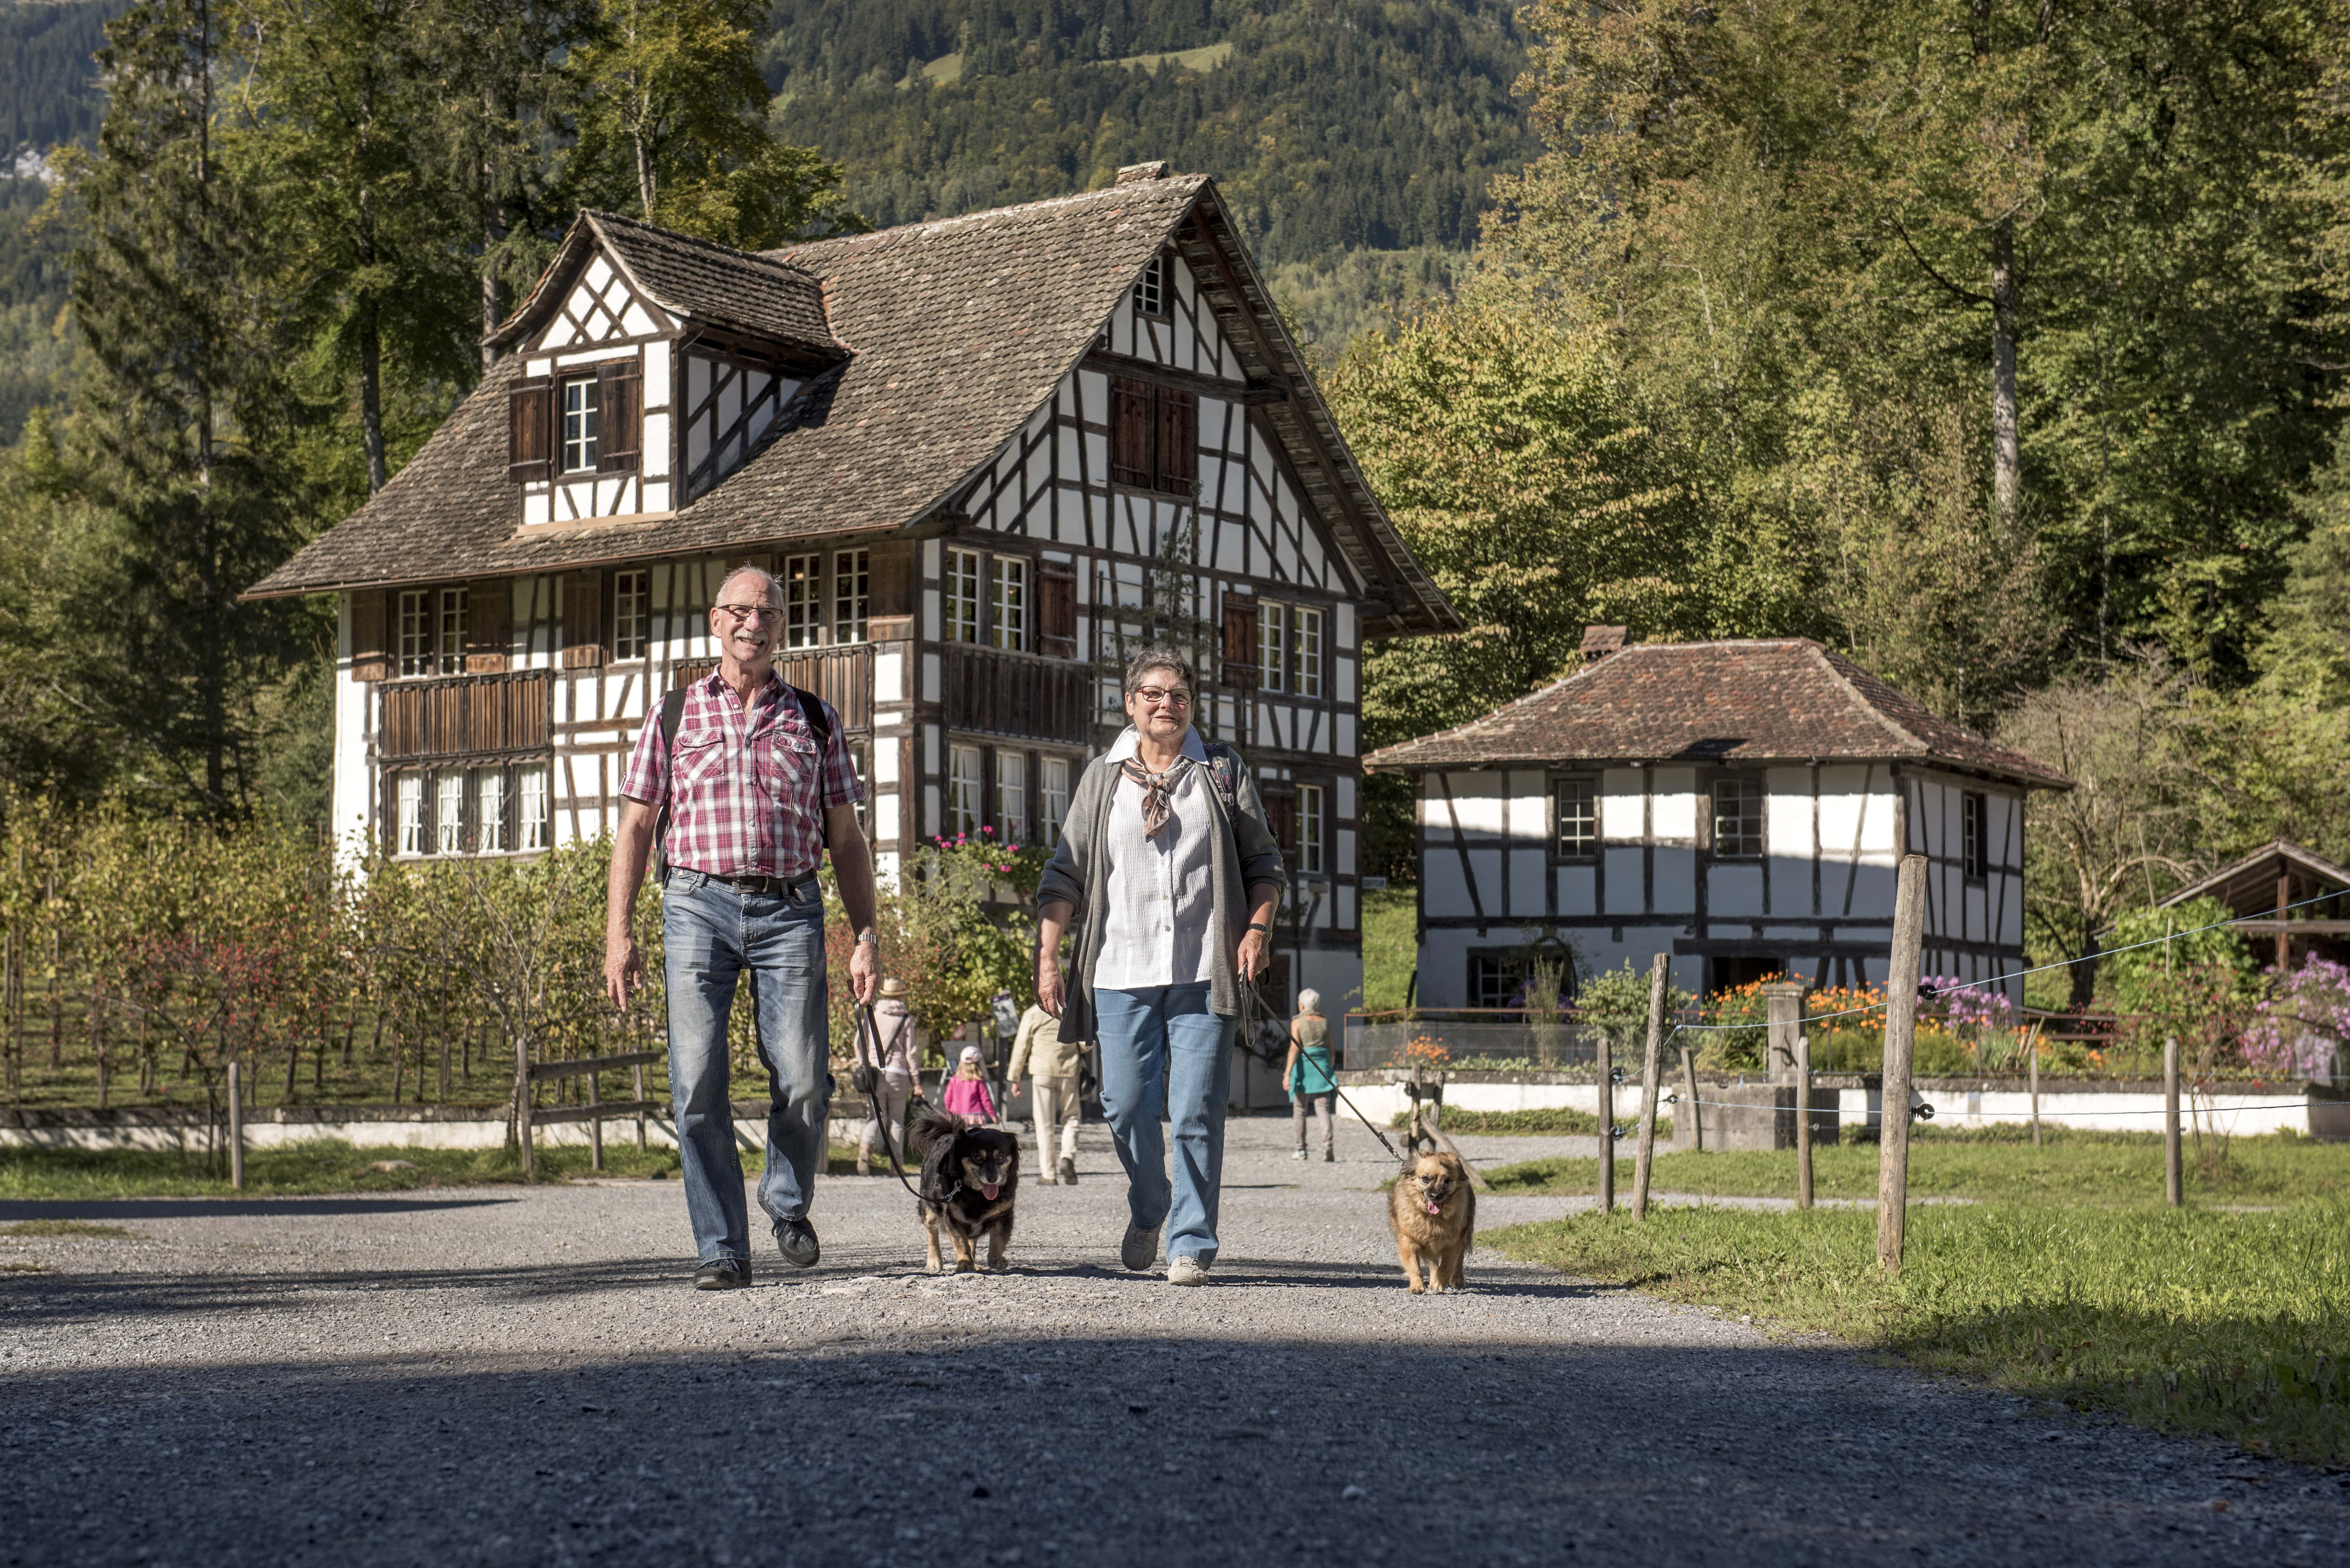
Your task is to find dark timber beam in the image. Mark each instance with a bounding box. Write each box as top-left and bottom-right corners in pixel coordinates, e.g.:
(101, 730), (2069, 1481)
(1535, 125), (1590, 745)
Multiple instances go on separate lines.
(1080, 347), (1288, 405)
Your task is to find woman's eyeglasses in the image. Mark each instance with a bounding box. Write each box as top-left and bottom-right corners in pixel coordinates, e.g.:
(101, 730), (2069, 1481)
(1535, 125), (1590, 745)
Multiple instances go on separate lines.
(1131, 686), (1192, 709)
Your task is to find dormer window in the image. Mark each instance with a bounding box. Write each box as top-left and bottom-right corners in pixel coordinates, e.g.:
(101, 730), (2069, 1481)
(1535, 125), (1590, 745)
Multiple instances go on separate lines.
(561, 377), (601, 471)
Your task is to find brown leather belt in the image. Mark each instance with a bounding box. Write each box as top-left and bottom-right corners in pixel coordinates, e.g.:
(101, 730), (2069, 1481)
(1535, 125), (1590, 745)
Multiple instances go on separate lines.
(724, 872), (818, 898)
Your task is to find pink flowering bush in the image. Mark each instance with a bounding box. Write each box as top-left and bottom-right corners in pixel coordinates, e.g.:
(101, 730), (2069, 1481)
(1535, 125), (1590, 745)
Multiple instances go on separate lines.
(2242, 958), (2350, 1080)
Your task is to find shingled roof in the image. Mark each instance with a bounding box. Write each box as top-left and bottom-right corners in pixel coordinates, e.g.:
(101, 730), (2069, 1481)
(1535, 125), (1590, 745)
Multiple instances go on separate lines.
(483, 210), (841, 359)
(1361, 639), (2073, 790)
(246, 176), (1457, 637)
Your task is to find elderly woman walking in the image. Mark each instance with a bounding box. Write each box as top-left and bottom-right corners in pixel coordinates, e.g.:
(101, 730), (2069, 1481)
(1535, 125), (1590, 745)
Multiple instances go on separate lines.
(1035, 646), (1286, 1285)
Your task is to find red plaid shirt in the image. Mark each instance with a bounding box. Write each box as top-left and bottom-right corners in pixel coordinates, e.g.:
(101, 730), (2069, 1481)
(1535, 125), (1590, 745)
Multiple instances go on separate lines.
(619, 672), (862, 879)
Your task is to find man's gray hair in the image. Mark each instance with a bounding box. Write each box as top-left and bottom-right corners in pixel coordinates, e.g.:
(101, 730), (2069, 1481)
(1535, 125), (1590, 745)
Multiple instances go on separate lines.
(1122, 644), (1195, 693)
(716, 563), (784, 607)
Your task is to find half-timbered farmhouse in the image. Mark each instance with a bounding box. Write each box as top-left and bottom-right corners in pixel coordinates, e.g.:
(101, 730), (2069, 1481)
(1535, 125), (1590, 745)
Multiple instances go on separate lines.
(1360, 633), (2073, 1006)
(246, 165), (1458, 1015)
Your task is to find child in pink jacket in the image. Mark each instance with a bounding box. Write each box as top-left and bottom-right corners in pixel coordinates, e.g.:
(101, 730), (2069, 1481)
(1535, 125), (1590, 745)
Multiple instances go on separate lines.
(942, 1044), (997, 1127)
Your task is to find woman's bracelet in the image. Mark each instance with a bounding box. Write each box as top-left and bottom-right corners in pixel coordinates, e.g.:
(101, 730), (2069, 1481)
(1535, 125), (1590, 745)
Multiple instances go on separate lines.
(1245, 921), (1269, 934)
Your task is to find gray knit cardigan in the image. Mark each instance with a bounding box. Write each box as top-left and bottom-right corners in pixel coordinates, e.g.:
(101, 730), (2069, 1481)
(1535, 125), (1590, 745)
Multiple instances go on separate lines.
(1035, 739), (1289, 1045)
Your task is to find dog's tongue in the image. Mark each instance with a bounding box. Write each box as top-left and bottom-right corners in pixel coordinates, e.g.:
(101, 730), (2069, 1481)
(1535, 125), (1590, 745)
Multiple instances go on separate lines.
(1425, 1200), (1442, 1215)
(982, 1182), (1000, 1200)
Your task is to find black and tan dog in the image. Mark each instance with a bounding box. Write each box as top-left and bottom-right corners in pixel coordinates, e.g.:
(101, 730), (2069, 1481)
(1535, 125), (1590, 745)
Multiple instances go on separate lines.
(1388, 1149), (1475, 1293)
(907, 1105), (1020, 1273)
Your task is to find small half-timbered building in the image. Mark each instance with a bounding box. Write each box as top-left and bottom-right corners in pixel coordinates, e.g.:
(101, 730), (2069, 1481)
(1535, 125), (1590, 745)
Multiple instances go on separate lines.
(246, 165), (1458, 1016)
(1360, 635), (2073, 1006)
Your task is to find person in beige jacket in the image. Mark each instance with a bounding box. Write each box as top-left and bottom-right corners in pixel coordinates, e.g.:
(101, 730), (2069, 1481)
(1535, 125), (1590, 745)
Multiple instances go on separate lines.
(1009, 1000), (1089, 1184)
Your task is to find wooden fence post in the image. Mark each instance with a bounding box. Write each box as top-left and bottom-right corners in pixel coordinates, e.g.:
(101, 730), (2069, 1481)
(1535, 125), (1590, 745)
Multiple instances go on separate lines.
(588, 1067), (604, 1173)
(1877, 854), (1927, 1272)
(1680, 1044), (1702, 1153)
(1596, 1012), (1614, 1216)
(1631, 954), (1668, 1220)
(514, 1038), (534, 1179)
(227, 1060), (246, 1192)
(2028, 1034), (2042, 1149)
(2164, 1036), (2183, 1208)
(1795, 1032), (1814, 1210)
(634, 1061), (648, 1151)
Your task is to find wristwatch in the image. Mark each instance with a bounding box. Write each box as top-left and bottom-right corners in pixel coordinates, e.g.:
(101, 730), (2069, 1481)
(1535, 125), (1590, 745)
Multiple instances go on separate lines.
(854, 931), (879, 947)
(1245, 922), (1269, 934)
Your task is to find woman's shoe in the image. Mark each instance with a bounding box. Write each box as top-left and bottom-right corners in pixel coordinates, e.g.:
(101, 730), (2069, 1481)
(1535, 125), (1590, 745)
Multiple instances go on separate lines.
(1322, 1147), (1335, 1163)
(1291, 1148), (1307, 1161)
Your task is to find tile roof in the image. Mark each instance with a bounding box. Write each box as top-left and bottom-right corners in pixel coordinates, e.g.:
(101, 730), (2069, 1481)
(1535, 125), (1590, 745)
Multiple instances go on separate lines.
(245, 178), (1457, 636)
(1360, 639), (2074, 789)
(588, 211), (838, 355)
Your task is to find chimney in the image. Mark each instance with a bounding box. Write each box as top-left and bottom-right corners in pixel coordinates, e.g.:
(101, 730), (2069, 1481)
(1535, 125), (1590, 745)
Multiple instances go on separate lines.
(1580, 625), (1629, 664)
(1116, 161), (1172, 185)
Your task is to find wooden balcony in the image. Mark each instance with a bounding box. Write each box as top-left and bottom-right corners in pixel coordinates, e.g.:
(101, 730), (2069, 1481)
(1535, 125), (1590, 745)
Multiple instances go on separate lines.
(943, 643), (1094, 744)
(670, 643), (873, 731)
(379, 672), (552, 762)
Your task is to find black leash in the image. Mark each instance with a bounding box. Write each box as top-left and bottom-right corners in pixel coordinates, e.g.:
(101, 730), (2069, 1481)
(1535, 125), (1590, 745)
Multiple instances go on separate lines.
(853, 1001), (940, 1205)
(1236, 974), (1405, 1165)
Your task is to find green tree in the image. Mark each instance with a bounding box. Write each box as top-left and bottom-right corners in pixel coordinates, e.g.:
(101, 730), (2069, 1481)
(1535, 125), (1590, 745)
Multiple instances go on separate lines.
(568, 0), (863, 249)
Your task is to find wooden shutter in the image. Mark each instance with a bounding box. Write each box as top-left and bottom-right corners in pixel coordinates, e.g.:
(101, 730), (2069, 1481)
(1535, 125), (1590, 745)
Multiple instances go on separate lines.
(350, 590), (390, 682)
(1262, 789), (1298, 857)
(465, 579), (511, 674)
(1154, 388), (1196, 494)
(1110, 376), (1153, 488)
(1037, 563), (1077, 660)
(508, 377), (552, 481)
(1220, 593), (1258, 687)
(561, 570), (604, 669)
(597, 359), (641, 473)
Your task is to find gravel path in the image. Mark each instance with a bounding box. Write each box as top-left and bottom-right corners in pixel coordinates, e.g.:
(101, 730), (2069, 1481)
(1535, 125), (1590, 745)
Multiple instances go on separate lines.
(3, 1118), (2344, 1567)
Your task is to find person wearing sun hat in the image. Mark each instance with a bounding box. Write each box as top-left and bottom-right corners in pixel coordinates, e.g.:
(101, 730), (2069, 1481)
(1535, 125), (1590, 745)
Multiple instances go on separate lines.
(856, 976), (918, 1174)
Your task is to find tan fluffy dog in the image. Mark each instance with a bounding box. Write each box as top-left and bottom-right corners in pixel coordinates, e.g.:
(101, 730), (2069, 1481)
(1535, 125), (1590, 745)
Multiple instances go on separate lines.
(1388, 1150), (1475, 1293)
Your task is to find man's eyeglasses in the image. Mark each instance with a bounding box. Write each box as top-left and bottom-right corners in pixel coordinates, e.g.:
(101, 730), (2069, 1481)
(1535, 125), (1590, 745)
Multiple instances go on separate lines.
(714, 602), (778, 625)
(1131, 686), (1192, 709)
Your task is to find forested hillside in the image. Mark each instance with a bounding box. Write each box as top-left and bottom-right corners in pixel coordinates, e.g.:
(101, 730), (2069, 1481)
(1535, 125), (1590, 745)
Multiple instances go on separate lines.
(762, 0), (1535, 348)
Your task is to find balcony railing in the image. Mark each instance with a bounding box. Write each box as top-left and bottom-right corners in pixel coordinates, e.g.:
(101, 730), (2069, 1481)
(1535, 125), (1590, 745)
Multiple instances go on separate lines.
(944, 643), (1093, 744)
(379, 672), (552, 761)
(670, 643), (873, 731)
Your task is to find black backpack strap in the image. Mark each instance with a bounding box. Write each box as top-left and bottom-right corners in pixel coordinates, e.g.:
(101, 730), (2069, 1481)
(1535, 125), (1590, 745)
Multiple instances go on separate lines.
(787, 684), (834, 848)
(651, 686), (687, 883)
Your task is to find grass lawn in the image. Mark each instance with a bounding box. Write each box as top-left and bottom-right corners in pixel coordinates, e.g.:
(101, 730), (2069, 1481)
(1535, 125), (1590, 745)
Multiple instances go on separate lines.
(1393, 1106), (1673, 1140)
(1483, 1202), (2350, 1465)
(0, 1140), (874, 1200)
(1482, 1127), (2350, 1207)
(1361, 886), (1414, 1012)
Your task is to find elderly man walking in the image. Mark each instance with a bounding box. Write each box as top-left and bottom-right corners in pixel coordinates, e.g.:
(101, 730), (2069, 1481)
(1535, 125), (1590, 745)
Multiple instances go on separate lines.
(603, 565), (879, 1290)
(1009, 998), (1088, 1185)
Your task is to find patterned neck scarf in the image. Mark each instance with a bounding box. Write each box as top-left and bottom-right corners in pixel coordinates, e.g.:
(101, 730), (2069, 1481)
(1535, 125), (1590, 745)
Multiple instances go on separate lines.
(1117, 756), (1191, 839)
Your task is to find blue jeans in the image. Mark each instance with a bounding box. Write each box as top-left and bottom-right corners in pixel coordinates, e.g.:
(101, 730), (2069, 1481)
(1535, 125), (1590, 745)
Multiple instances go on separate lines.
(662, 871), (831, 1266)
(1094, 983), (1235, 1266)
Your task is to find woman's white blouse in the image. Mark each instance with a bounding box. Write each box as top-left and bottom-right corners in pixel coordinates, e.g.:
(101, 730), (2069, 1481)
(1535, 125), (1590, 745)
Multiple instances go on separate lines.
(1092, 729), (1218, 991)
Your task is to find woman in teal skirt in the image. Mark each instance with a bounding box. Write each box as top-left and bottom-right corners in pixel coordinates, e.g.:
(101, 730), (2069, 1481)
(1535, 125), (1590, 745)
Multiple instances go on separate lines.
(1284, 989), (1336, 1162)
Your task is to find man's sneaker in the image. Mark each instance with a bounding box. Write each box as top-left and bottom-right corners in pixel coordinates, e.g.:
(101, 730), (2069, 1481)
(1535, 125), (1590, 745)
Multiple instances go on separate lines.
(773, 1216), (821, 1269)
(1058, 1156), (1078, 1186)
(1166, 1254), (1209, 1286)
(692, 1258), (751, 1291)
(1119, 1221), (1161, 1273)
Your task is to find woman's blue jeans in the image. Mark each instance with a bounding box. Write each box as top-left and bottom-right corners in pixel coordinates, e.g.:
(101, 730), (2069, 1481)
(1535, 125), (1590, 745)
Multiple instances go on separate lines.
(662, 871), (831, 1267)
(1094, 982), (1235, 1266)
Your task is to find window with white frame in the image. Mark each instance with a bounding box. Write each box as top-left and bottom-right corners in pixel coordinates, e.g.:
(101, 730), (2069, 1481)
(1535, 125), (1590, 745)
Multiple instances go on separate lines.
(396, 773), (424, 856)
(1040, 756), (1070, 845)
(1962, 791), (1989, 879)
(1258, 602), (1288, 693)
(1556, 779), (1597, 857)
(435, 771), (465, 855)
(560, 376), (600, 471)
(612, 569), (650, 661)
(1712, 775), (1764, 858)
(782, 554), (822, 649)
(948, 743), (983, 837)
(438, 588), (468, 673)
(1292, 607), (1323, 697)
(995, 748), (1026, 840)
(1134, 252), (1166, 318)
(518, 766), (550, 850)
(1297, 783), (1325, 874)
(397, 590), (434, 677)
(835, 549), (870, 643)
(946, 550), (982, 644)
(991, 557), (1027, 652)
(474, 769), (507, 853)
